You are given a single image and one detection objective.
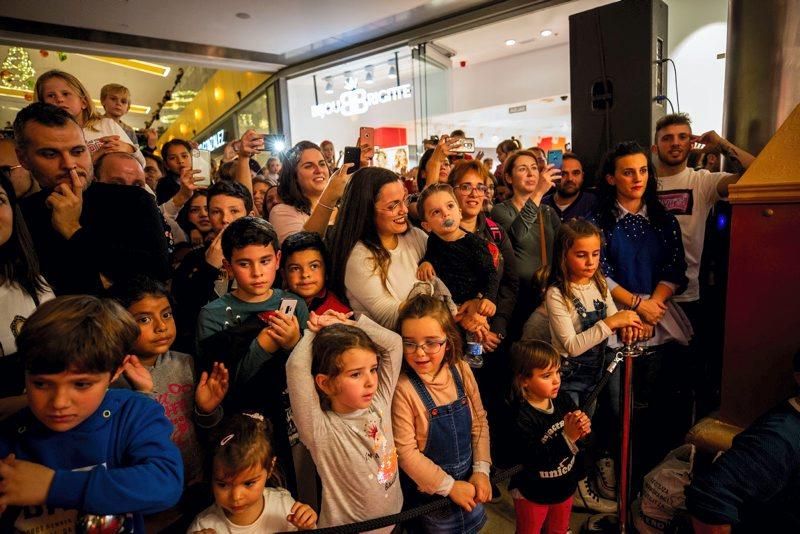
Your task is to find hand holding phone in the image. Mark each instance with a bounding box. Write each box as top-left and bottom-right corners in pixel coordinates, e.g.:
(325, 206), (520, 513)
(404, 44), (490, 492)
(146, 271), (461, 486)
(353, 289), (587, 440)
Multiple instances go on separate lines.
(343, 146), (361, 172)
(192, 149), (212, 187)
(451, 137), (476, 154)
(359, 127), (375, 161)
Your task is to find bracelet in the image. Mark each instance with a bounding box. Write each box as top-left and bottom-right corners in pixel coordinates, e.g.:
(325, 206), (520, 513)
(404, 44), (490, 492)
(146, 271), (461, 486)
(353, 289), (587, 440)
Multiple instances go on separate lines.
(631, 295), (642, 311)
(317, 201), (335, 211)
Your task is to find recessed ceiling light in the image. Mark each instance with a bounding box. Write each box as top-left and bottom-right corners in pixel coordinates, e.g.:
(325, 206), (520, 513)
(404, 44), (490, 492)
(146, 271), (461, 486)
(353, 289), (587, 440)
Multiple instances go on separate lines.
(540, 29), (553, 37)
(505, 39), (516, 46)
(235, 12), (251, 19)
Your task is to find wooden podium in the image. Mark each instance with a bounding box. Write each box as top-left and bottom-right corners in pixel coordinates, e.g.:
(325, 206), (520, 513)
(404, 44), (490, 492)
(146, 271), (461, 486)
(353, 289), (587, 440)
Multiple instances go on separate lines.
(719, 103), (800, 427)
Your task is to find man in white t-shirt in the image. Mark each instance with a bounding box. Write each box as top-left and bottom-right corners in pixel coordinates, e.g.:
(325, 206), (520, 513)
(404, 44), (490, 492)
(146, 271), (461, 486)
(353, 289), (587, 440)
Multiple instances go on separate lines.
(652, 113), (756, 305)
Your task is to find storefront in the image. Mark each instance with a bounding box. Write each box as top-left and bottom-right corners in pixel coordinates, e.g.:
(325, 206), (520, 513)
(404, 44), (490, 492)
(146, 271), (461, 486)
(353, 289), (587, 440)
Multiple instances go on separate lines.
(286, 48), (418, 175)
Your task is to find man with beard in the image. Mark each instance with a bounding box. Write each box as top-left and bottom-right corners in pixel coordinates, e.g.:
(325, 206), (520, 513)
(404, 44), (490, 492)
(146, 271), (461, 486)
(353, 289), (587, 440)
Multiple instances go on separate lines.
(652, 113), (755, 308)
(541, 152), (597, 221)
(14, 102), (169, 295)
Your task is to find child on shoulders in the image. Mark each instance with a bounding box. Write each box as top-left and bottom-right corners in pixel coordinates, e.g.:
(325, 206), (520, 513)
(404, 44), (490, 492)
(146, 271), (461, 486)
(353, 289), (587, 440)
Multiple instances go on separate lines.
(0, 295), (182, 532)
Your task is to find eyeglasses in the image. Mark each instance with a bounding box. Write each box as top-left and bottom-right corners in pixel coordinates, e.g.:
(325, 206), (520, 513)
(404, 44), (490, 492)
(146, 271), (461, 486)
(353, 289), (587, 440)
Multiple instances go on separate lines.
(402, 339), (447, 354)
(454, 183), (488, 195)
(377, 195), (410, 214)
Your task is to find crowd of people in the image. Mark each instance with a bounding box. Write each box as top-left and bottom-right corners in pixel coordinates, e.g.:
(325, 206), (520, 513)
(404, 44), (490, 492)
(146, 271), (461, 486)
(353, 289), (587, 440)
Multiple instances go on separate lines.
(0, 66), (791, 534)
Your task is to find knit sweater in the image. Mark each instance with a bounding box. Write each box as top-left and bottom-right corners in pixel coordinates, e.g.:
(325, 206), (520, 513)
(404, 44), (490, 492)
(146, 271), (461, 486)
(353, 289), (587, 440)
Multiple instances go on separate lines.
(422, 231), (499, 305)
(0, 389), (183, 533)
(286, 315), (403, 532)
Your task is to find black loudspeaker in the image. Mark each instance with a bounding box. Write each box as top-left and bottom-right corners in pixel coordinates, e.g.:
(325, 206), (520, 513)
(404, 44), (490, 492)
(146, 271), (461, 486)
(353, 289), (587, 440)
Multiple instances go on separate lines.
(569, 0), (669, 183)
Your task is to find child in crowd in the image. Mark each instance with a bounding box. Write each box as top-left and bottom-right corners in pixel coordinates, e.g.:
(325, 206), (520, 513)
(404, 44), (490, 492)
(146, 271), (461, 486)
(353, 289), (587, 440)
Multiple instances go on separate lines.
(175, 190), (213, 247)
(508, 340), (591, 534)
(281, 231), (350, 316)
(197, 216), (309, 496)
(286, 310), (403, 531)
(109, 275), (228, 486)
(34, 70), (145, 166)
(100, 83), (137, 146)
(392, 295), (492, 533)
(0, 295), (183, 532)
(545, 219), (642, 407)
(189, 412), (317, 533)
(417, 183), (500, 319)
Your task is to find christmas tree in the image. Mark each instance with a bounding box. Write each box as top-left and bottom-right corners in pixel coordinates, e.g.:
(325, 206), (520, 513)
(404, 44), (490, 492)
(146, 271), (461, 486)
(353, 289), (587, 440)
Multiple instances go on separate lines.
(1, 47), (36, 90)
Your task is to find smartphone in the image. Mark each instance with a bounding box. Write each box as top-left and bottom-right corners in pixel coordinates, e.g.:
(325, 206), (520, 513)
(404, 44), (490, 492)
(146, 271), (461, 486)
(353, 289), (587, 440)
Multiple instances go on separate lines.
(451, 137), (476, 154)
(279, 298), (298, 317)
(359, 126), (375, 160)
(547, 149), (564, 169)
(263, 133), (286, 153)
(192, 149), (212, 187)
(343, 146), (361, 172)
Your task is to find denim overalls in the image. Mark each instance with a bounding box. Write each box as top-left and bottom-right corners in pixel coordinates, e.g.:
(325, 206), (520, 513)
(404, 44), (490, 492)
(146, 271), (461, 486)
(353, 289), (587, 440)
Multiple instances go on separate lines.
(407, 365), (487, 533)
(560, 297), (608, 410)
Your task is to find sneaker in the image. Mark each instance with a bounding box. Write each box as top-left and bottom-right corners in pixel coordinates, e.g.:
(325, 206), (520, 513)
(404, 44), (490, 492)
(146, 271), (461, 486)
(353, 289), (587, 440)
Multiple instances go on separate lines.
(573, 478), (618, 514)
(582, 513), (619, 533)
(595, 457), (617, 500)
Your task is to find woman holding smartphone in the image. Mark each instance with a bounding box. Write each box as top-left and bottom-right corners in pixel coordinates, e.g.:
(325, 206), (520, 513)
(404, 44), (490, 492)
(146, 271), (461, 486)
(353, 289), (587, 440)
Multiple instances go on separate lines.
(269, 140), (353, 245)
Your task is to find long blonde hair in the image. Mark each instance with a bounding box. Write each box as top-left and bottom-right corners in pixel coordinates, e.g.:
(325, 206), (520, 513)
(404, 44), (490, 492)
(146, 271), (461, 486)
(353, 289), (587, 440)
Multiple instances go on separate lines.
(34, 70), (103, 130)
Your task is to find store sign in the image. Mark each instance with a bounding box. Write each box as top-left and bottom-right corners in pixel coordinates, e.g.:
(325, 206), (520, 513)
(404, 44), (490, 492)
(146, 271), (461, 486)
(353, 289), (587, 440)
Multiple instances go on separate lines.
(508, 104), (527, 114)
(198, 129), (226, 152)
(311, 84), (413, 119)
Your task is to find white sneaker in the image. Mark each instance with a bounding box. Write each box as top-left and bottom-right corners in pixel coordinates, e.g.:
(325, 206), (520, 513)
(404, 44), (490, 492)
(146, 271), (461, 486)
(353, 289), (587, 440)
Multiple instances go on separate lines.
(595, 457), (617, 500)
(573, 477), (618, 514)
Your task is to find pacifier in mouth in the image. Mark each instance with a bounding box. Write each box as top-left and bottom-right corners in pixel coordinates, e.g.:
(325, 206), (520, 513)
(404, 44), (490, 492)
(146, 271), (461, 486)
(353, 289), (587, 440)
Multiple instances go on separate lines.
(443, 218), (456, 228)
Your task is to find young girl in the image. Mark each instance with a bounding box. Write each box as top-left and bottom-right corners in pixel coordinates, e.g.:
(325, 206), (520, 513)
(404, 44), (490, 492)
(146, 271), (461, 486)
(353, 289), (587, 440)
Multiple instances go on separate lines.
(34, 70), (145, 167)
(189, 413), (317, 533)
(508, 340), (591, 534)
(286, 310), (403, 532)
(109, 275), (228, 486)
(545, 219), (642, 407)
(392, 295), (491, 533)
(175, 190), (213, 247)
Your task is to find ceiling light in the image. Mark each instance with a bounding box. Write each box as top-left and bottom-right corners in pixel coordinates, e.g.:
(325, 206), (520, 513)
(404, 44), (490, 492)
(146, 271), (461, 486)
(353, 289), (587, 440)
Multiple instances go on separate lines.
(540, 29), (553, 37)
(77, 55), (171, 77)
(235, 12), (251, 19)
(365, 65), (374, 84)
(505, 39), (516, 46)
(324, 77), (334, 94)
(387, 59), (397, 78)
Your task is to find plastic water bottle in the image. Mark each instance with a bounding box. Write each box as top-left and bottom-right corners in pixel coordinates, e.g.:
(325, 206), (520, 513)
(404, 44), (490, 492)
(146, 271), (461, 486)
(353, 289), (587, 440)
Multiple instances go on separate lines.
(465, 332), (484, 368)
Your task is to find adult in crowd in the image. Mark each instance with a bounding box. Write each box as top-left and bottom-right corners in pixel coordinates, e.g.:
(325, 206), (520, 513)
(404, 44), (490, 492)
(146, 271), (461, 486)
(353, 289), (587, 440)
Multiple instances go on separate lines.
(34, 70), (145, 167)
(592, 141), (691, 478)
(14, 103), (170, 295)
(542, 152), (598, 221)
(143, 152), (166, 191)
(270, 140), (352, 245)
(0, 139), (39, 200)
(448, 160), (518, 348)
(327, 167), (430, 329)
(0, 169), (54, 369)
(491, 150), (561, 336)
(652, 113), (754, 319)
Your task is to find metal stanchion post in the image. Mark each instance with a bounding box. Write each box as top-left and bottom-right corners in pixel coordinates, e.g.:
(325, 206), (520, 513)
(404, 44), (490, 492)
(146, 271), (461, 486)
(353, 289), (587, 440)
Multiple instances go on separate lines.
(617, 343), (645, 533)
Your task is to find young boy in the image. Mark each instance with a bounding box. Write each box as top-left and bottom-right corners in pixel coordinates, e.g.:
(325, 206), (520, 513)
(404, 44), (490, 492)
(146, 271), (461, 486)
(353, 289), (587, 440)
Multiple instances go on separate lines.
(100, 83), (137, 146)
(281, 231), (350, 316)
(196, 217), (309, 495)
(109, 275), (228, 486)
(0, 295), (183, 532)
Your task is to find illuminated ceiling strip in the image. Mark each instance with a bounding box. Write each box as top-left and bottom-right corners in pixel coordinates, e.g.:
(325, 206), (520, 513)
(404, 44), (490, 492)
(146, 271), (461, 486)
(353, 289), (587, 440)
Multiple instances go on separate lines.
(0, 88), (150, 114)
(77, 54), (171, 77)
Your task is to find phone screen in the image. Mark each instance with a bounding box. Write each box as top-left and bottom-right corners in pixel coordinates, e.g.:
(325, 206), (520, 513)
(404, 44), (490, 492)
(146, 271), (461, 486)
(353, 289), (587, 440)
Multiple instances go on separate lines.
(192, 149), (212, 187)
(547, 149), (564, 169)
(343, 146), (361, 172)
